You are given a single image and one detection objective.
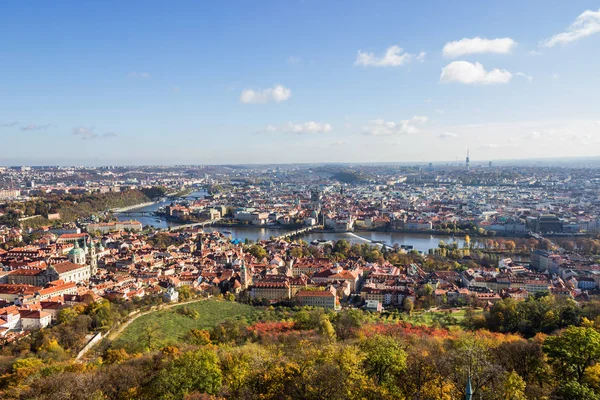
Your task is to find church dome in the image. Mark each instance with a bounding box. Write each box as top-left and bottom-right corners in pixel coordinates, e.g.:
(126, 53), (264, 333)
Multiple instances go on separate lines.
(68, 241), (85, 257)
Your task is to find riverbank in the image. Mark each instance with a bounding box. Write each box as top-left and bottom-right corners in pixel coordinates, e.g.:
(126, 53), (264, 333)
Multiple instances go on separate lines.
(360, 228), (529, 239)
(111, 201), (158, 213)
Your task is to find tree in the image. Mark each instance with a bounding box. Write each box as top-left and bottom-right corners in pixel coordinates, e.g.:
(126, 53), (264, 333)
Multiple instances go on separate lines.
(543, 326), (600, 382)
(188, 329), (211, 346)
(402, 297), (414, 315)
(248, 244), (267, 260)
(318, 315), (336, 341)
(551, 381), (600, 400)
(333, 239), (350, 256)
(503, 370), (526, 400)
(178, 285), (193, 301)
(334, 309), (364, 340)
(290, 247), (303, 258)
(104, 348), (130, 364)
(360, 334), (407, 388)
(152, 349), (222, 399)
(141, 323), (162, 351)
(10, 357), (45, 384)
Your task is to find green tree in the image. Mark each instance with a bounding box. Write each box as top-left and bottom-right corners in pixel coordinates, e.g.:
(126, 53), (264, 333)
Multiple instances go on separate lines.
(552, 381), (600, 400)
(543, 326), (600, 382)
(360, 334), (407, 388)
(152, 349), (222, 399)
(248, 244), (267, 259)
(333, 309), (364, 340)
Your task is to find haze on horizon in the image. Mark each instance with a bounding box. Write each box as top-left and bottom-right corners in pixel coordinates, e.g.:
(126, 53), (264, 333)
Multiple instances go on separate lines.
(0, 1), (599, 165)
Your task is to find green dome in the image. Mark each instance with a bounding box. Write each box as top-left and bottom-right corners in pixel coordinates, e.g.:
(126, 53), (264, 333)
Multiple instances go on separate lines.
(69, 241), (85, 257)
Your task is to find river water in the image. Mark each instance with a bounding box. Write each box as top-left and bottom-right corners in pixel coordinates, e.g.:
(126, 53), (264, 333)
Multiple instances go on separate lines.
(115, 191), (468, 253)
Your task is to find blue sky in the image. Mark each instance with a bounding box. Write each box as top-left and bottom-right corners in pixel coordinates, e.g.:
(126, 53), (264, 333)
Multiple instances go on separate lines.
(0, 0), (599, 165)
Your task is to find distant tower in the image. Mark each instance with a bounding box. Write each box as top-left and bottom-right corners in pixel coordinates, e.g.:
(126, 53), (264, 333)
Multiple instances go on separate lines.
(88, 239), (98, 275)
(465, 149), (470, 171)
(240, 259), (250, 289)
(489, 161), (492, 168)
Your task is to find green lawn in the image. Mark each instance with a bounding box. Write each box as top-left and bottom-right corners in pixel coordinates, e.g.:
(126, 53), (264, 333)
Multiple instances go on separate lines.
(112, 300), (258, 351)
(405, 308), (479, 327)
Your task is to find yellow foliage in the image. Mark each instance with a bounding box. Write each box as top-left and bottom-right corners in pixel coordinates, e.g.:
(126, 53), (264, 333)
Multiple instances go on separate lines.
(585, 363), (600, 391)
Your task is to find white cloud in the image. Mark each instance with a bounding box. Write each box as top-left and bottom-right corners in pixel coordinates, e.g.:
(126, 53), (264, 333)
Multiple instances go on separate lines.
(331, 141), (347, 146)
(527, 131), (542, 140)
(21, 124), (50, 131)
(362, 116), (428, 136)
(553, 73), (560, 80)
(240, 85), (291, 104)
(443, 37), (517, 58)
(128, 72), (151, 78)
(72, 126), (117, 140)
(440, 61), (512, 84)
(439, 132), (457, 139)
(416, 52), (427, 62)
(287, 56), (300, 64)
(479, 143), (500, 149)
(262, 122), (333, 134)
(515, 72), (533, 82)
(541, 8), (600, 47)
(286, 121), (333, 134)
(355, 45), (420, 67)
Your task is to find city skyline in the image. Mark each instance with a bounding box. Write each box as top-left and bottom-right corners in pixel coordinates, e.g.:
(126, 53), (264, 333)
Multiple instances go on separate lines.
(1, 1), (600, 165)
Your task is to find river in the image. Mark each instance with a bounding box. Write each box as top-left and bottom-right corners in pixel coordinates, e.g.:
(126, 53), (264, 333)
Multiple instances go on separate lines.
(115, 192), (470, 252)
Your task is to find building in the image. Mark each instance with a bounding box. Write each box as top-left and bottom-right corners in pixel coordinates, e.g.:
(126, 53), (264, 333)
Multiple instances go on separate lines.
(7, 269), (47, 286)
(295, 287), (338, 310)
(249, 280), (291, 302)
(536, 214), (563, 233)
(365, 299), (383, 312)
(86, 220), (143, 233)
(20, 310), (52, 330)
(47, 262), (91, 284)
(164, 287), (179, 302)
(68, 241), (87, 265)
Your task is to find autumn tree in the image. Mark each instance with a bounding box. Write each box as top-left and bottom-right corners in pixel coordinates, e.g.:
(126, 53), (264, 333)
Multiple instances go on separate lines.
(543, 326), (600, 383)
(360, 334), (407, 390)
(152, 349), (222, 399)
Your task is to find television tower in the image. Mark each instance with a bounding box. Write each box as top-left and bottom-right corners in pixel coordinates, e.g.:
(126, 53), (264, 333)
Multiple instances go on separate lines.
(465, 149), (470, 171)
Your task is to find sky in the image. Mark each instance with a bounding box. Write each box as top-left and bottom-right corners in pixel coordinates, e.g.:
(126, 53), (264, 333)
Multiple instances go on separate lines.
(0, 0), (599, 166)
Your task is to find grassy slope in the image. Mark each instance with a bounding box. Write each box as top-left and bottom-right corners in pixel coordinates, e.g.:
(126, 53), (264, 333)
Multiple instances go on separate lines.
(113, 300), (257, 349)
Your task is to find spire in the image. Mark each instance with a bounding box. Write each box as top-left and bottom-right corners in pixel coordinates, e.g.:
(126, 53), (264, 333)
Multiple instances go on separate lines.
(465, 149), (470, 170)
(465, 375), (473, 400)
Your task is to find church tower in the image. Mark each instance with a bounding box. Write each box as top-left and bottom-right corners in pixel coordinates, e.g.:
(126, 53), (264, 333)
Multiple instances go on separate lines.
(240, 259), (250, 289)
(89, 239), (98, 276)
